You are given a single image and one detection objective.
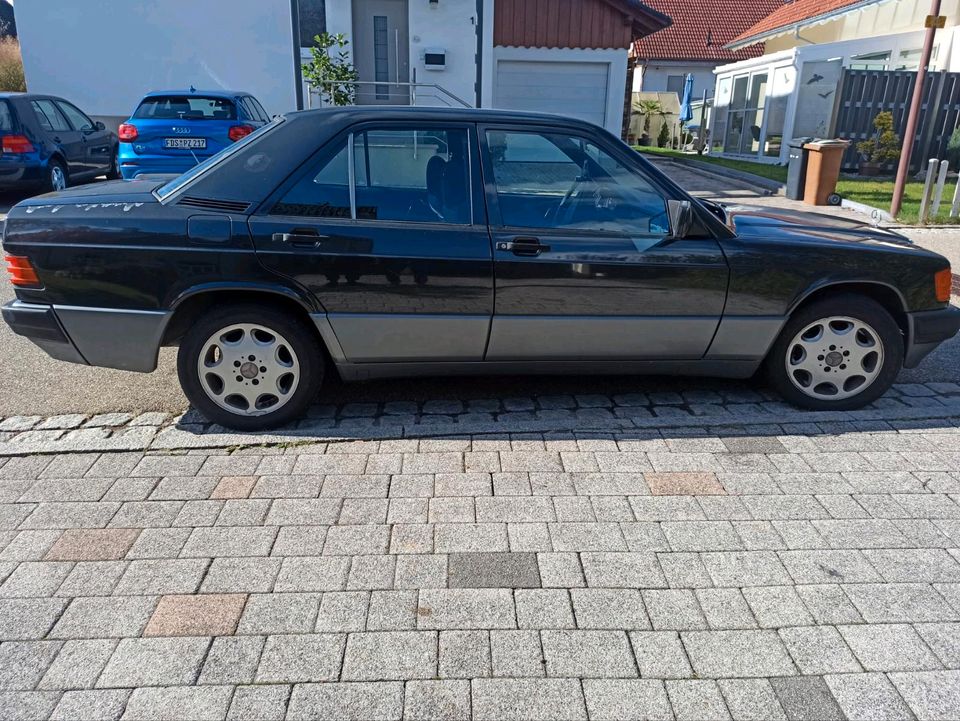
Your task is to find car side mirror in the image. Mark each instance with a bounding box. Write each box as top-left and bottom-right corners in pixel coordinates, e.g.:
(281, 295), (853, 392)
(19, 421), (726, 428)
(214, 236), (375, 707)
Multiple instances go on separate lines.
(95, 121), (105, 131)
(667, 199), (693, 239)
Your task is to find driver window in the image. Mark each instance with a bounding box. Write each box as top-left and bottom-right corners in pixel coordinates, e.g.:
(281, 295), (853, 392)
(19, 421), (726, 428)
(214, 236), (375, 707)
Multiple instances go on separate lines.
(486, 130), (668, 235)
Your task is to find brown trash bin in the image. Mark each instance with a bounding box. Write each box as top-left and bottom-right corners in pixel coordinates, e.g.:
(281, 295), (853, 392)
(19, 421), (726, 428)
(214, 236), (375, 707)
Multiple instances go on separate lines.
(802, 139), (850, 206)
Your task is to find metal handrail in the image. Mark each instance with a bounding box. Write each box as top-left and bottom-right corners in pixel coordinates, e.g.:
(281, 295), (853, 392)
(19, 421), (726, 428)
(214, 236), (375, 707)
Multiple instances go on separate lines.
(307, 80), (471, 109)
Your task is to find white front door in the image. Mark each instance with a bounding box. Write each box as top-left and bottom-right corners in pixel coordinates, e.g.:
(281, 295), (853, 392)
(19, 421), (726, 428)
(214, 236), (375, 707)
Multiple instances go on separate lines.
(352, 0), (410, 105)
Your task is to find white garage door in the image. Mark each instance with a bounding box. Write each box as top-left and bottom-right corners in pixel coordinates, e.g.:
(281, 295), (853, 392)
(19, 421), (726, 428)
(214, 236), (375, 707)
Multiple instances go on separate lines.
(494, 60), (609, 128)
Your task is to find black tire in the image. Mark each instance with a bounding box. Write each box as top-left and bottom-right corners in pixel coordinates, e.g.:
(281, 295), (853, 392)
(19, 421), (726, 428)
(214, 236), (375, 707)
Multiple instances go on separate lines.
(106, 148), (121, 180)
(765, 293), (903, 411)
(177, 304), (325, 430)
(44, 159), (68, 193)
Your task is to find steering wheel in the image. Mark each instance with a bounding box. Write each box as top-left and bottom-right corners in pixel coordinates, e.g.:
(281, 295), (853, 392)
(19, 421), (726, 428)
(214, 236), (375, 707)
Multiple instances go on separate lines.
(545, 177), (583, 225)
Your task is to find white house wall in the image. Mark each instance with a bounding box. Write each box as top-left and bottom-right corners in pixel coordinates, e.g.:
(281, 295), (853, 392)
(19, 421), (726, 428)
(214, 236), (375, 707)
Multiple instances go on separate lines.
(16, 0), (298, 122)
(635, 62), (718, 99)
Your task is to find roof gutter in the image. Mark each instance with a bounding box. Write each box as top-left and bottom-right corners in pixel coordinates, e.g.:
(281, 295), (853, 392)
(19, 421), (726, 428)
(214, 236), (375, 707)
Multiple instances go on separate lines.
(724, 0), (890, 51)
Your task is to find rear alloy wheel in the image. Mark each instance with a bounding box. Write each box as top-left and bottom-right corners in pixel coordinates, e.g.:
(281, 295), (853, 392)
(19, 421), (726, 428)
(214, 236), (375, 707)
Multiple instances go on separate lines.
(47, 160), (68, 192)
(178, 306), (324, 430)
(106, 149), (121, 180)
(767, 294), (902, 411)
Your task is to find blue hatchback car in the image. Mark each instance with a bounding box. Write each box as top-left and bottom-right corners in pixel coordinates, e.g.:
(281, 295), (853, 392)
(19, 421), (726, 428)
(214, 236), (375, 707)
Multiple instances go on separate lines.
(117, 90), (270, 179)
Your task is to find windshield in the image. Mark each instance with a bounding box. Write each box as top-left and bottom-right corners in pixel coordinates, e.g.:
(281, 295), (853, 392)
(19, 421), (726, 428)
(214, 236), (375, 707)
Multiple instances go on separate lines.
(134, 95), (236, 120)
(155, 116), (285, 201)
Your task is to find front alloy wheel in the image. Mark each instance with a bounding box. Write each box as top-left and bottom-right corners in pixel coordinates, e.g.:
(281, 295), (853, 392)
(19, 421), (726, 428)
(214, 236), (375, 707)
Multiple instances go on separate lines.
(766, 294), (902, 411)
(784, 316), (883, 400)
(178, 305), (324, 430)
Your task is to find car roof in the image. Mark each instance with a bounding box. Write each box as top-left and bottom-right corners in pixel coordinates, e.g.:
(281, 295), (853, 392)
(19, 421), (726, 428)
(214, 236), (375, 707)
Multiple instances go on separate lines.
(141, 90), (252, 99)
(282, 105), (607, 133)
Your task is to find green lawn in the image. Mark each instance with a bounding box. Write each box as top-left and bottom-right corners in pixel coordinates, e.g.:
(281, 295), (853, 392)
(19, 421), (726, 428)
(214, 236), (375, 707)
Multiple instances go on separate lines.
(636, 146), (957, 225)
(835, 178), (958, 225)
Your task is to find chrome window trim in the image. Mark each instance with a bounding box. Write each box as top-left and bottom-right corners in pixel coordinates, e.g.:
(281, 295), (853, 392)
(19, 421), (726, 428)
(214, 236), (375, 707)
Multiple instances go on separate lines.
(347, 131), (357, 220)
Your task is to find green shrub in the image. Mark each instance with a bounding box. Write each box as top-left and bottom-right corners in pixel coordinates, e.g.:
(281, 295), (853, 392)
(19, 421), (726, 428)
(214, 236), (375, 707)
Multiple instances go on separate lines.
(946, 125), (960, 169)
(856, 111), (901, 164)
(656, 122), (670, 148)
(0, 38), (25, 92)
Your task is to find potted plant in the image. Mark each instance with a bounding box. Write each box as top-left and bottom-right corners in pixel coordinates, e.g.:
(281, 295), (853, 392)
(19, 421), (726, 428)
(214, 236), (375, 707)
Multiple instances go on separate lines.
(856, 111), (901, 176)
(635, 99), (662, 147)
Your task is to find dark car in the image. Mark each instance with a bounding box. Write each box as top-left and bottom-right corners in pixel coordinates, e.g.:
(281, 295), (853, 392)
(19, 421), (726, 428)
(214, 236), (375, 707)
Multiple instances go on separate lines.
(2, 107), (958, 430)
(0, 92), (119, 192)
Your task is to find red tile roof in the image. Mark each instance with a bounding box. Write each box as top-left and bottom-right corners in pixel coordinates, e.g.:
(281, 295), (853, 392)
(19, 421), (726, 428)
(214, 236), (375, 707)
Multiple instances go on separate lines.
(729, 0), (883, 48)
(632, 0), (786, 62)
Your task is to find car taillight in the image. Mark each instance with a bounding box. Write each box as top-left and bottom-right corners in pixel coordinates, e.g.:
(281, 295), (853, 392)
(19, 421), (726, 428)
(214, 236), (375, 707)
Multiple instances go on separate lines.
(228, 124), (254, 142)
(118, 123), (138, 142)
(4, 254), (40, 288)
(935, 267), (953, 303)
(1, 135), (34, 154)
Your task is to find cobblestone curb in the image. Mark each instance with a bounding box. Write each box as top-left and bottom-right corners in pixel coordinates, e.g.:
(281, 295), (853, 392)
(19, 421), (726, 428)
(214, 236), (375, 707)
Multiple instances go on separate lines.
(1, 383), (959, 457)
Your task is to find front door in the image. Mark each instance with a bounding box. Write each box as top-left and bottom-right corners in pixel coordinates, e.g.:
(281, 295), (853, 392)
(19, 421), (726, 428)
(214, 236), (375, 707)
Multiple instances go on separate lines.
(249, 121), (492, 362)
(352, 0), (410, 105)
(479, 125), (729, 361)
(30, 99), (84, 178)
(55, 99), (113, 176)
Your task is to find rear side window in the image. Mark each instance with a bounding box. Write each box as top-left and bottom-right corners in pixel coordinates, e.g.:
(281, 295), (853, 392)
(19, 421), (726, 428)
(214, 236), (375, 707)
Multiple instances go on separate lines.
(0, 100), (15, 133)
(272, 138), (351, 219)
(240, 97), (266, 122)
(30, 99), (71, 133)
(55, 100), (95, 132)
(271, 127), (472, 225)
(134, 96), (237, 120)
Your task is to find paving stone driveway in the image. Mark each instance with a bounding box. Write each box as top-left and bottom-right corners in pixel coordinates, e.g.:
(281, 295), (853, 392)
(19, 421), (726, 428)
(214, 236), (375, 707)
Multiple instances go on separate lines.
(0, 388), (960, 719)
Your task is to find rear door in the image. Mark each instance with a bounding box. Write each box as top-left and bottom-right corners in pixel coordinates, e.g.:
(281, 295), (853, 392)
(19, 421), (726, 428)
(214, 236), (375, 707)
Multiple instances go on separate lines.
(29, 99), (83, 176)
(131, 95), (238, 160)
(54, 99), (113, 175)
(248, 121), (493, 362)
(480, 124), (729, 361)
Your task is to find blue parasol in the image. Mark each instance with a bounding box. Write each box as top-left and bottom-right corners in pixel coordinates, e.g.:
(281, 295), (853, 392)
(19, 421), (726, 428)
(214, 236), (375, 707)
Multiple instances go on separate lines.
(679, 73), (694, 124)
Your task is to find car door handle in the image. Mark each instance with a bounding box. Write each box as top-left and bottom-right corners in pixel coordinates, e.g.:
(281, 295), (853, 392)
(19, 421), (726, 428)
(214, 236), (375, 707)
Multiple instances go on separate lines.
(497, 237), (550, 256)
(272, 231), (329, 248)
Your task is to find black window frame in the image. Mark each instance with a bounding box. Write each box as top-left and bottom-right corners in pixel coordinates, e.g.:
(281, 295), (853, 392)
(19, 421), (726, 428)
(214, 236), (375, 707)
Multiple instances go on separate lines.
(262, 120), (484, 228)
(478, 123), (676, 238)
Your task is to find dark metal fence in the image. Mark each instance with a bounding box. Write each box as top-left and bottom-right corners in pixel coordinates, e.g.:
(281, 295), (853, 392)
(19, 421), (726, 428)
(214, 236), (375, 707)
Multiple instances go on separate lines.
(832, 69), (960, 173)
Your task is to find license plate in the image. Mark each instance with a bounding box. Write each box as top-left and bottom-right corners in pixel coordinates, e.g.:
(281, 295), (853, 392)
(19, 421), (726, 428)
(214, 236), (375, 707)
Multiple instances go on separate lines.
(164, 138), (206, 149)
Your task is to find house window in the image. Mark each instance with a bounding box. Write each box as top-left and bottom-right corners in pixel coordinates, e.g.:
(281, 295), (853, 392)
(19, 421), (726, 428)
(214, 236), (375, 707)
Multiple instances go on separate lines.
(895, 48), (923, 70)
(296, 0), (326, 48)
(666, 75), (686, 95)
(849, 51), (890, 71)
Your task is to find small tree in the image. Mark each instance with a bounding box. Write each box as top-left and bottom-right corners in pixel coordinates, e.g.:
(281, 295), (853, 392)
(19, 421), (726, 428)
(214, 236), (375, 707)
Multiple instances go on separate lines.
(657, 121), (670, 148)
(856, 111), (901, 165)
(302, 32), (359, 106)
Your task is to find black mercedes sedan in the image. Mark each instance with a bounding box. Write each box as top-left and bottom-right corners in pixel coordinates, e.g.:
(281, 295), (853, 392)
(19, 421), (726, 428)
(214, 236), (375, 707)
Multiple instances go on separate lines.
(2, 107), (958, 430)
